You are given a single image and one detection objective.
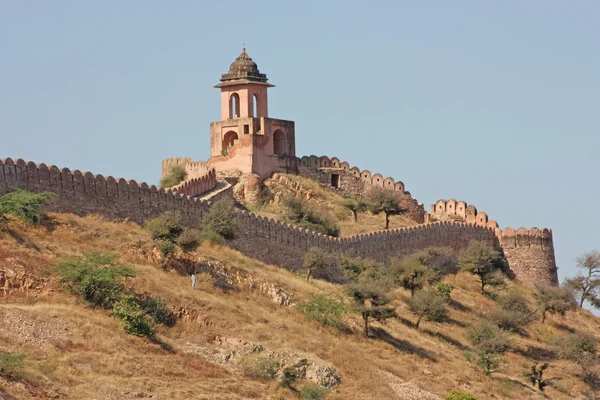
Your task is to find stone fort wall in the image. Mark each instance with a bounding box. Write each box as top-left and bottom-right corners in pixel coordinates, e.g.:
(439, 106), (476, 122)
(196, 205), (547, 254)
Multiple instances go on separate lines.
(426, 198), (499, 229)
(0, 157), (558, 286)
(296, 155), (426, 223)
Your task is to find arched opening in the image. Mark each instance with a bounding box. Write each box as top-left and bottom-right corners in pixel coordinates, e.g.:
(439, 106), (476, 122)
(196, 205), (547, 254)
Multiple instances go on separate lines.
(222, 131), (238, 153)
(273, 130), (286, 156)
(229, 93), (240, 119)
(253, 94), (259, 117)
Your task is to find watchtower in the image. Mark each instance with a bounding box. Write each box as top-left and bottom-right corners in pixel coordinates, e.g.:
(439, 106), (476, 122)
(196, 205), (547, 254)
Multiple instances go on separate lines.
(208, 48), (297, 177)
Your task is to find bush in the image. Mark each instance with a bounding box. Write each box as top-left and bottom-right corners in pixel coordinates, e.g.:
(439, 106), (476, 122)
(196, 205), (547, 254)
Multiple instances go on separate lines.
(198, 227), (223, 245)
(303, 247), (339, 282)
(445, 391), (478, 400)
(238, 355), (280, 380)
(145, 211), (184, 243)
(436, 283), (455, 299)
(136, 295), (175, 326)
(297, 294), (346, 330)
(54, 253), (136, 308)
(282, 195), (339, 237)
(488, 292), (535, 333)
(533, 284), (575, 323)
(0, 189), (56, 225)
(0, 351), (26, 379)
(280, 366), (301, 389)
(177, 228), (202, 252)
(407, 290), (448, 329)
(467, 319), (511, 355)
(111, 295), (156, 338)
(160, 165), (187, 188)
(556, 332), (597, 362)
(203, 198), (238, 240)
(337, 254), (366, 283)
(299, 384), (331, 400)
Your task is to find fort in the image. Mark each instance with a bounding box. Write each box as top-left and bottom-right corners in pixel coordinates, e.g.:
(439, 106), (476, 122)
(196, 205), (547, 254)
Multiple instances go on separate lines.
(0, 49), (559, 286)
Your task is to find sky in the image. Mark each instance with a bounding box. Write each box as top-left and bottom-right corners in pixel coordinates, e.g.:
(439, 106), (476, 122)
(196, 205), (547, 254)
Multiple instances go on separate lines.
(1, 1), (599, 290)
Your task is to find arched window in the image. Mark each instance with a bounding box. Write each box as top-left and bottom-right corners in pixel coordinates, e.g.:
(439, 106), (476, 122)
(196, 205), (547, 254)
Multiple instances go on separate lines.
(253, 94), (259, 117)
(229, 93), (240, 119)
(222, 131), (238, 151)
(273, 130), (286, 156)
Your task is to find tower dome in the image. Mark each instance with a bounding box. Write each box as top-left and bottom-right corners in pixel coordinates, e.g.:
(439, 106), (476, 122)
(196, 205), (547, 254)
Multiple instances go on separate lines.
(219, 48), (269, 84)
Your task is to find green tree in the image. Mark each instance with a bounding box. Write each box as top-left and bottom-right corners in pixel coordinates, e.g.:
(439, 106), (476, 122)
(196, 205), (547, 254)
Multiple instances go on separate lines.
(111, 295), (156, 338)
(407, 290), (448, 329)
(564, 250), (600, 309)
(533, 284), (575, 323)
(346, 279), (395, 337)
(391, 249), (446, 297)
(302, 247), (336, 282)
(466, 319), (510, 375)
(0, 188), (56, 226)
(458, 241), (505, 293)
(364, 186), (406, 229)
(160, 165), (187, 188)
(297, 294), (346, 330)
(341, 195), (367, 222)
(53, 253), (136, 308)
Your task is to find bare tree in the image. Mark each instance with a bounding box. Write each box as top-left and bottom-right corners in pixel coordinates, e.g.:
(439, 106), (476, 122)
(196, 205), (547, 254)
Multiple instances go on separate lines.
(564, 250), (600, 309)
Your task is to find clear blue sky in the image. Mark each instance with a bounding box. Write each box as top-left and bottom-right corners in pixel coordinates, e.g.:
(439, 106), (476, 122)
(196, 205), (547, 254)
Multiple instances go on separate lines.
(2, 1), (599, 287)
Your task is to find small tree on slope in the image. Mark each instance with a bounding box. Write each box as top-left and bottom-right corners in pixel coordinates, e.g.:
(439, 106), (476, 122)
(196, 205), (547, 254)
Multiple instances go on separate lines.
(564, 250), (600, 309)
(365, 186), (406, 230)
(458, 241), (505, 293)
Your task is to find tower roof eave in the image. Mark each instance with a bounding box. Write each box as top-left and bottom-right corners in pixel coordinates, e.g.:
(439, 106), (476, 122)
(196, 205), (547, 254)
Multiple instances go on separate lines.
(214, 80), (275, 89)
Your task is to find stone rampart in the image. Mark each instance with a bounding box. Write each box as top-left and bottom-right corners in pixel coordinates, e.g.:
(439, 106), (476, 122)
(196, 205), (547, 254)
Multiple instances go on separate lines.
(0, 157), (558, 286)
(297, 155), (425, 223)
(0, 158), (211, 225)
(426, 199), (499, 229)
(495, 227), (559, 285)
(162, 157), (217, 198)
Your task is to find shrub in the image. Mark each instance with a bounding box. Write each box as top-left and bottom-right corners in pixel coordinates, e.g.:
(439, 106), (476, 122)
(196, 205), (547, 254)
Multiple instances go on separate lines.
(154, 239), (176, 257)
(111, 295), (156, 338)
(467, 319), (510, 355)
(177, 228), (202, 252)
(466, 319), (510, 374)
(297, 294), (346, 330)
(337, 254), (366, 283)
(145, 211), (184, 243)
(0, 189), (56, 225)
(555, 332), (597, 362)
(201, 227), (224, 246)
(391, 250), (443, 297)
(303, 247), (338, 282)
(280, 366), (301, 389)
(299, 384), (331, 400)
(528, 362), (551, 392)
(445, 391), (478, 400)
(347, 279), (395, 337)
(282, 195), (339, 237)
(407, 290), (448, 329)
(136, 295), (175, 326)
(436, 283), (455, 299)
(54, 253), (135, 308)
(488, 292), (535, 333)
(238, 355), (280, 380)
(0, 351), (26, 379)
(160, 165), (187, 188)
(203, 198), (238, 239)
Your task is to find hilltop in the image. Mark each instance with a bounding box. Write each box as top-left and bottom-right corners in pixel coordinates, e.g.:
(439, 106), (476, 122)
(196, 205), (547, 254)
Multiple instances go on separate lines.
(1, 212), (599, 400)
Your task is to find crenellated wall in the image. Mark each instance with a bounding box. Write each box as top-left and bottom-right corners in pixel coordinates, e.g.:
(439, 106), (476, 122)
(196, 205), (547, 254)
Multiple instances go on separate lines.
(162, 158), (217, 198)
(0, 158), (212, 225)
(426, 199), (499, 229)
(0, 157), (558, 286)
(297, 155), (425, 223)
(495, 227), (559, 285)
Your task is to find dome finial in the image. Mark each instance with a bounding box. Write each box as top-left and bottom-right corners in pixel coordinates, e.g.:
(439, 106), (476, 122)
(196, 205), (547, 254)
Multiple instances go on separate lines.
(242, 41), (246, 52)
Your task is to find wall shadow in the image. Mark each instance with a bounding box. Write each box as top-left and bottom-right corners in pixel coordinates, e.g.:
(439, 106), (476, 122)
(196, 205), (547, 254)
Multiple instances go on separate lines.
(370, 327), (437, 362)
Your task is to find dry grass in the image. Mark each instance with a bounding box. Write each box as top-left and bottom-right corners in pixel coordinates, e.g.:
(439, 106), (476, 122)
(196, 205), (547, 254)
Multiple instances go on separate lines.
(246, 174), (417, 237)
(0, 213), (599, 399)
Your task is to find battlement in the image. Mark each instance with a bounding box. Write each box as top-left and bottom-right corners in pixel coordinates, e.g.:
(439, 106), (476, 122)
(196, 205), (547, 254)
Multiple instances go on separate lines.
(0, 156), (559, 286)
(427, 198), (499, 229)
(161, 157), (217, 198)
(297, 155), (425, 223)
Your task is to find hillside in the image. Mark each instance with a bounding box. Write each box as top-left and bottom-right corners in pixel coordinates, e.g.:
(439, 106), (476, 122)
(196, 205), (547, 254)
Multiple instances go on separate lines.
(239, 173), (418, 236)
(1, 212), (599, 400)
